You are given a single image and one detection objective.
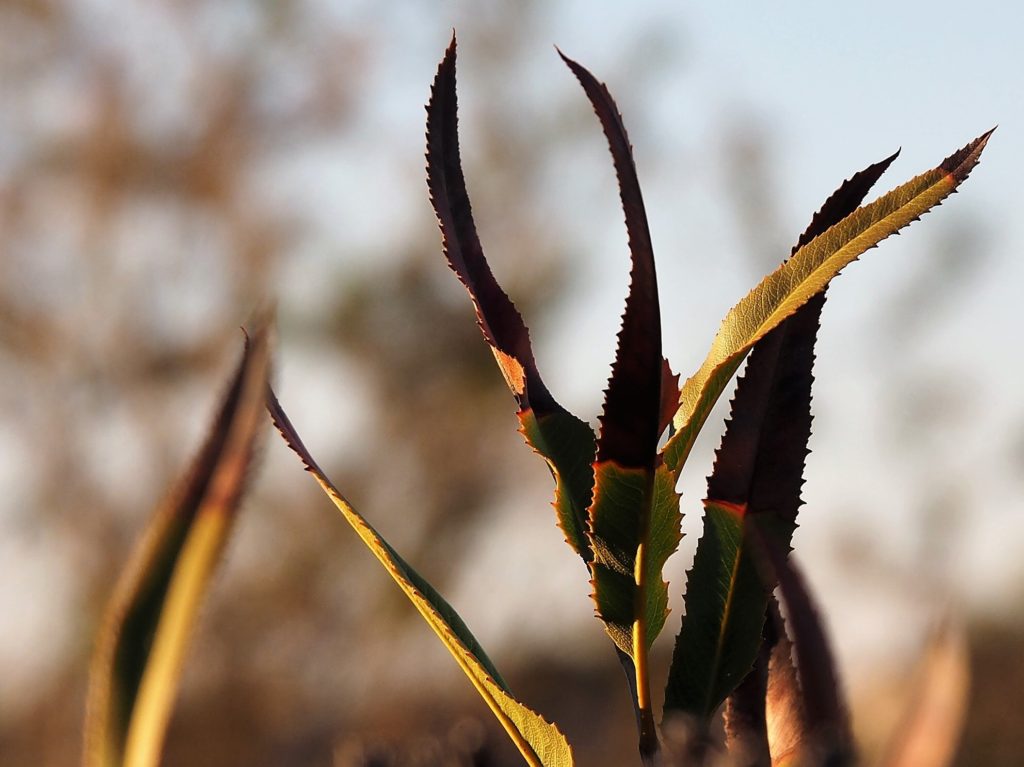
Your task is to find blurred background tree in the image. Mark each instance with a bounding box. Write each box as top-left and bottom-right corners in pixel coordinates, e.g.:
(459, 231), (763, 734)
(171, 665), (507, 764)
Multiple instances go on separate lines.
(0, 2), (1020, 766)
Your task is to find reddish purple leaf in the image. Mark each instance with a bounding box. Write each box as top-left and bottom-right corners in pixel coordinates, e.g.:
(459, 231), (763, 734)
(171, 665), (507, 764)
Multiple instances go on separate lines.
(559, 51), (662, 469)
(426, 35), (596, 559)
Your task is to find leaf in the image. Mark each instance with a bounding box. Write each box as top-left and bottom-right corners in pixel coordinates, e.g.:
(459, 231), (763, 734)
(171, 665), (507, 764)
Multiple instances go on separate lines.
(664, 152), (898, 721)
(84, 321), (271, 767)
(880, 620), (970, 767)
(661, 129), (995, 478)
(722, 617), (774, 767)
(659, 359), (682, 438)
(426, 33), (596, 560)
(558, 50), (682, 761)
(558, 50), (662, 470)
(267, 390), (574, 767)
(517, 409), (598, 558)
(754, 531), (853, 765)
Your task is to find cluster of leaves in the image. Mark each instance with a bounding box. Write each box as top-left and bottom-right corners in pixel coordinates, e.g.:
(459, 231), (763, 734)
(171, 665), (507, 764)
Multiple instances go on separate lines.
(83, 35), (991, 767)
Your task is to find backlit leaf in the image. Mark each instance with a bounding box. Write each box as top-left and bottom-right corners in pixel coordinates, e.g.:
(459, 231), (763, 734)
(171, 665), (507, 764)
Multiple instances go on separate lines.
(722, 616), (774, 767)
(268, 391), (574, 767)
(426, 34), (595, 560)
(84, 322), (271, 767)
(659, 359), (682, 437)
(754, 530), (853, 765)
(763, 601), (808, 767)
(559, 51), (682, 761)
(661, 130), (994, 478)
(664, 152), (898, 721)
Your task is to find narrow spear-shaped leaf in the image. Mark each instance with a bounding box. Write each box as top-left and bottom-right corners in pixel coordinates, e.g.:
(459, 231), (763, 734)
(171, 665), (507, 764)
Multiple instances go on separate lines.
(426, 34), (596, 560)
(268, 391), (574, 767)
(763, 601), (809, 767)
(722, 617), (775, 767)
(84, 323), (271, 767)
(664, 152), (898, 721)
(558, 51), (682, 761)
(559, 50), (662, 470)
(661, 129), (994, 478)
(754, 531), (853, 765)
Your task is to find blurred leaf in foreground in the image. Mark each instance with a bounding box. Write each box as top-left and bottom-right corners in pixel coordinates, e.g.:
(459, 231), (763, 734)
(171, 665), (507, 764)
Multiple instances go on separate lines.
(756, 530), (853, 766)
(84, 321), (271, 767)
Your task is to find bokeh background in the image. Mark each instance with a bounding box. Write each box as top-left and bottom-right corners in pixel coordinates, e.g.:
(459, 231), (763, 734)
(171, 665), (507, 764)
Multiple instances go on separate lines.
(1, 1), (1021, 765)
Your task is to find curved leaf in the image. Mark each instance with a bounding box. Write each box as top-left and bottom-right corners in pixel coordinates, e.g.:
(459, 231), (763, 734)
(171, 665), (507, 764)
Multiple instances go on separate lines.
(661, 129), (994, 477)
(426, 33), (595, 560)
(664, 152), (899, 721)
(558, 50), (662, 469)
(754, 530), (853, 765)
(84, 322), (271, 767)
(268, 391), (574, 767)
(722, 616), (775, 767)
(763, 600), (807, 767)
(559, 51), (682, 760)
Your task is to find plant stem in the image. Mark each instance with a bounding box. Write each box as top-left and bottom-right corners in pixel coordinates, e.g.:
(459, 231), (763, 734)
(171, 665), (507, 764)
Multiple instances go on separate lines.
(634, 616), (660, 763)
(634, 466), (660, 764)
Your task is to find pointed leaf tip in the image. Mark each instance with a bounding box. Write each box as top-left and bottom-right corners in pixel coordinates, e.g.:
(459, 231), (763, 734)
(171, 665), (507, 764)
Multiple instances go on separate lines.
(752, 526), (851, 755)
(793, 149), (900, 253)
(425, 41), (597, 565)
(561, 52), (661, 468)
(559, 53), (675, 755)
(662, 131), (993, 479)
(425, 32), (555, 414)
(85, 326), (270, 767)
(940, 127), (995, 183)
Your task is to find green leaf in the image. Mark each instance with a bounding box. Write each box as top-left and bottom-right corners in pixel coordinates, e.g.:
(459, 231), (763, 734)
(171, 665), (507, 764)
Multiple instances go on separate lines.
(664, 151), (899, 721)
(665, 500), (774, 719)
(588, 463), (682, 657)
(426, 34), (595, 561)
(268, 390), (575, 767)
(518, 408), (599, 556)
(661, 129), (994, 478)
(84, 322), (271, 767)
